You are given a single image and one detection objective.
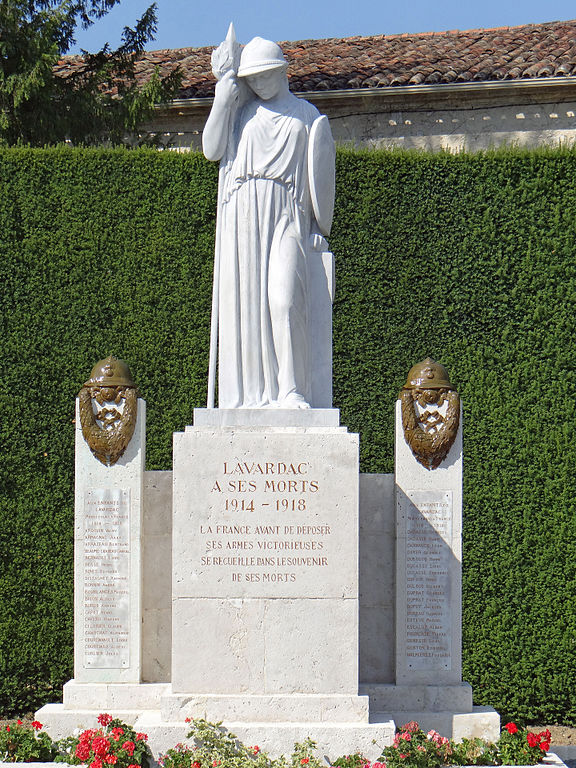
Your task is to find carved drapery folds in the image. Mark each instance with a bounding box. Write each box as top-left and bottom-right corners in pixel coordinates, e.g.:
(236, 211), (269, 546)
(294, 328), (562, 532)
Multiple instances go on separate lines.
(400, 357), (460, 470)
(78, 356), (138, 466)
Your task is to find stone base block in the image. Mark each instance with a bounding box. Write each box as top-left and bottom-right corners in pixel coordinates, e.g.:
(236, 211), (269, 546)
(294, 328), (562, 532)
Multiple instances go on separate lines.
(34, 704), (142, 740)
(553, 748), (576, 765)
(172, 598), (358, 695)
(63, 680), (170, 709)
(136, 711), (396, 761)
(369, 706), (500, 743)
(192, 409), (341, 428)
(160, 693), (370, 723)
(172, 425), (360, 697)
(37, 705), (394, 762)
(360, 683), (473, 712)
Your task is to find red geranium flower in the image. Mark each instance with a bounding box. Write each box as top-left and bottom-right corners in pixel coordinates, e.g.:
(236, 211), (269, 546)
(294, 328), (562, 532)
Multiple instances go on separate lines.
(122, 741), (135, 756)
(540, 742), (550, 753)
(253, 746), (260, 755)
(127, 764), (140, 768)
(16, 720), (22, 725)
(527, 733), (540, 748)
(76, 743), (91, 761)
(5, 727), (9, 732)
(90, 760), (103, 768)
(92, 737), (111, 758)
(31, 720), (43, 731)
(504, 723), (518, 735)
(106, 755), (118, 764)
(136, 733), (147, 741)
(301, 759), (309, 765)
(98, 714), (113, 727)
(192, 762), (201, 768)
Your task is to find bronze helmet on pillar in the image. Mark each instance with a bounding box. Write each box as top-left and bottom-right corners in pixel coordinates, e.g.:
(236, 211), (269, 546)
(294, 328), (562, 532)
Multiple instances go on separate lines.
(399, 357), (460, 470)
(78, 356), (138, 466)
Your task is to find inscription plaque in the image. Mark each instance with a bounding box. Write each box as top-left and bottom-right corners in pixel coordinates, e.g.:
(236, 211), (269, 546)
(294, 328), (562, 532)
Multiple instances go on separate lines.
(173, 432), (358, 600)
(83, 488), (130, 669)
(403, 490), (452, 671)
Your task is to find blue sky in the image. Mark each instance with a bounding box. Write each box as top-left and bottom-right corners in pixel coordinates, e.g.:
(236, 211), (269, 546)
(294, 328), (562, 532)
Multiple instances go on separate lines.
(69, 0), (576, 54)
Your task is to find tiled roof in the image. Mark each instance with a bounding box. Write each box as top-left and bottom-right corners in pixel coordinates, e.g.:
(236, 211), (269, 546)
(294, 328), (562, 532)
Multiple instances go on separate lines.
(55, 19), (576, 99)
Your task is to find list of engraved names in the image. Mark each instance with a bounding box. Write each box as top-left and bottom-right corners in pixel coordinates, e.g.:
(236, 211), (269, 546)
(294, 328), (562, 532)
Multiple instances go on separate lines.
(196, 459), (334, 590)
(83, 488), (130, 669)
(405, 490), (452, 671)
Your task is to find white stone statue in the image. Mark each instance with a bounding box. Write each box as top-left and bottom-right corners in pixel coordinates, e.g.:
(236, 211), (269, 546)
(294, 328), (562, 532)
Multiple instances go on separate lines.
(204, 25), (335, 409)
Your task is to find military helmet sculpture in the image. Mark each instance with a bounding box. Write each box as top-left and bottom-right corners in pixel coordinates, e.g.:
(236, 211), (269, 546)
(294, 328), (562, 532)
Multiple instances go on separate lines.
(78, 356), (138, 466)
(237, 37), (287, 76)
(399, 357), (460, 470)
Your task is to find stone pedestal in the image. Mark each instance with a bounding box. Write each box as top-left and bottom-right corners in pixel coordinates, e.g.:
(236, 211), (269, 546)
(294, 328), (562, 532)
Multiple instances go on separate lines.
(171, 409), (362, 709)
(73, 398), (146, 683)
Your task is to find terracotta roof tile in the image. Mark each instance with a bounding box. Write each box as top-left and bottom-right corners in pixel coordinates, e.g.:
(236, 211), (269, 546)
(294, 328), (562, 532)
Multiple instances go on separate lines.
(55, 19), (576, 98)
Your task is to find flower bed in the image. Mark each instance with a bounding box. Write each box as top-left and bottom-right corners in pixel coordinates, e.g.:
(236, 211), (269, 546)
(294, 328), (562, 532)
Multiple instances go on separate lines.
(0, 716), (567, 768)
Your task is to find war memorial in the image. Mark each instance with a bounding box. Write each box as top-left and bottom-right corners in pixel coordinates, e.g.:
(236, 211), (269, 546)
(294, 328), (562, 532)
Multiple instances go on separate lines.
(36, 29), (500, 760)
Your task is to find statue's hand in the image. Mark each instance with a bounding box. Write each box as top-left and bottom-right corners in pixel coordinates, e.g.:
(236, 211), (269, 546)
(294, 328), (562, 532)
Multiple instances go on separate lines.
(309, 233), (329, 251)
(214, 69), (240, 108)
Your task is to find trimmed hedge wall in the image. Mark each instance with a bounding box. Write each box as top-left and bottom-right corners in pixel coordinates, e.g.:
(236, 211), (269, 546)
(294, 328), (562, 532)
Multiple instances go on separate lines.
(0, 145), (575, 723)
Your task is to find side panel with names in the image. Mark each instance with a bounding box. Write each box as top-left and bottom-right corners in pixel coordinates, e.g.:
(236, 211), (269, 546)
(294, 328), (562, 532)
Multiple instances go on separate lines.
(83, 488), (131, 669)
(403, 490), (452, 671)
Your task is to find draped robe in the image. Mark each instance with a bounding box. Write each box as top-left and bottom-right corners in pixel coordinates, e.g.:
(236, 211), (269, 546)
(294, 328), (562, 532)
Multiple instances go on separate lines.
(216, 91), (320, 408)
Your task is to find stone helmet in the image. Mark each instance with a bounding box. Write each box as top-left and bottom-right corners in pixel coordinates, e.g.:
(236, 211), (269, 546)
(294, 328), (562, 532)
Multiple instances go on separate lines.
(237, 37), (287, 77)
(84, 355), (136, 388)
(403, 357), (453, 390)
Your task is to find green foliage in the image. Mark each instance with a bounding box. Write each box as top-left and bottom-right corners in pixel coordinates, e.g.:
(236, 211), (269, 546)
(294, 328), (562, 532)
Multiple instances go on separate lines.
(0, 144), (575, 723)
(0, 0), (181, 146)
(331, 755), (369, 768)
(329, 144), (576, 723)
(159, 719), (323, 768)
(0, 720), (58, 762)
(497, 724), (551, 765)
(0, 145), (216, 714)
(449, 738), (499, 766)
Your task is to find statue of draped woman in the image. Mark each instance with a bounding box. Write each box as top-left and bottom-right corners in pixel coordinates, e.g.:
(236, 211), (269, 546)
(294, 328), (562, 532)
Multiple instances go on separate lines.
(203, 29), (335, 409)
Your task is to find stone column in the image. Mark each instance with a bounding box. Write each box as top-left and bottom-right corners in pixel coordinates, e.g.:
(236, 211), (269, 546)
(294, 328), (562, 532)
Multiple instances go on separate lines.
(73, 359), (145, 684)
(394, 359), (463, 686)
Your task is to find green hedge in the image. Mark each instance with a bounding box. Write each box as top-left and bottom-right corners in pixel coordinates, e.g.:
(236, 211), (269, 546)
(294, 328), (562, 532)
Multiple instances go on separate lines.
(0, 145), (575, 723)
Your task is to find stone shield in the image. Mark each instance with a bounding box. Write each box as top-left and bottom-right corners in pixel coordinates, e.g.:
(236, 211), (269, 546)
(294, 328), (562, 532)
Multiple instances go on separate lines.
(308, 115), (336, 236)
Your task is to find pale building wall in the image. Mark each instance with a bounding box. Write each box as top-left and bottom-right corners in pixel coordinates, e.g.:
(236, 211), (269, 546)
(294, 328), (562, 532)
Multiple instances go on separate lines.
(142, 79), (576, 153)
(329, 101), (576, 152)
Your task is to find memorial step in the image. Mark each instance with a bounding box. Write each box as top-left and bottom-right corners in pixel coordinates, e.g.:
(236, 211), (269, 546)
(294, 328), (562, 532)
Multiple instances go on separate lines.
(369, 705), (500, 742)
(359, 682), (473, 712)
